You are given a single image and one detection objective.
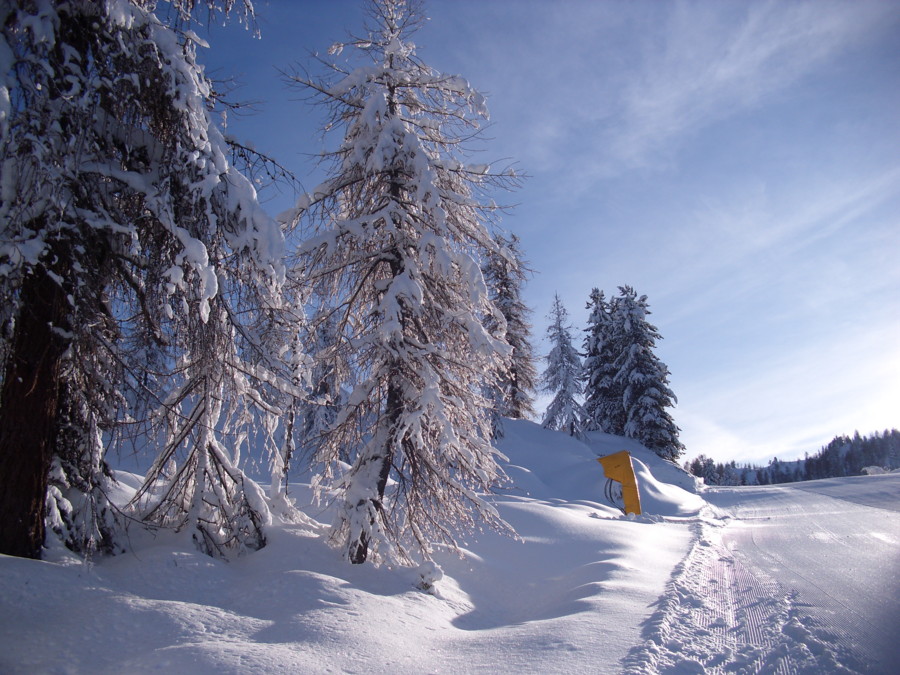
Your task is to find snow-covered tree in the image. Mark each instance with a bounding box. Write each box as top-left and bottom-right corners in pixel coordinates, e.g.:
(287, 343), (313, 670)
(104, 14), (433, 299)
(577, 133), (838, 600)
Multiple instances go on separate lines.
(581, 288), (625, 434)
(295, 310), (345, 464)
(284, 0), (518, 564)
(43, 354), (124, 557)
(686, 454), (719, 485)
(612, 286), (683, 461)
(540, 294), (584, 438)
(0, 0), (297, 559)
(482, 233), (537, 430)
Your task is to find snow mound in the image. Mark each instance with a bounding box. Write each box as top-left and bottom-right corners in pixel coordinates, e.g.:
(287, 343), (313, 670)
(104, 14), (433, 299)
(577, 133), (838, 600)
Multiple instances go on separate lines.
(630, 457), (707, 517)
(498, 419), (704, 518)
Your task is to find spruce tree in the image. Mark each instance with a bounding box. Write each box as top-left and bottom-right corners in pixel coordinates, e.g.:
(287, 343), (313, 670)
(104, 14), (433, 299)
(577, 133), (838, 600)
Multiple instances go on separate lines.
(581, 288), (626, 434)
(540, 294), (584, 438)
(482, 233), (538, 427)
(285, 0), (518, 564)
(613, 286), (684, 460)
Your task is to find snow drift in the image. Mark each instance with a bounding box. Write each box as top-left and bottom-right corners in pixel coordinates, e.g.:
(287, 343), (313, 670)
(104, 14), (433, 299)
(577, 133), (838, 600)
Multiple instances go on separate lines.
(5, 420), (890, 673)
(0, 420), (703, 674)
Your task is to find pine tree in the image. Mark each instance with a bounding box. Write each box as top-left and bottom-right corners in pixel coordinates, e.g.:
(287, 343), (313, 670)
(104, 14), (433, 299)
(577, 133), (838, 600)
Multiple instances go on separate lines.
(0, 0), (295, 559)
(284, 0), (518, 564)
(482, 233), (538, 429)
(540, 294), (584, 437)
(581, 288), (626, 434)
(613, 286), (684, 460)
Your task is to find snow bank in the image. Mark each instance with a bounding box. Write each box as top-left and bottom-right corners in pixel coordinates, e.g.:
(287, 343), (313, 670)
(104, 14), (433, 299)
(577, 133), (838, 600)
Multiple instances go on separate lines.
(497, 419), (704, 518)
(1, 419), (705, 674)
(630, 456), (707, 517)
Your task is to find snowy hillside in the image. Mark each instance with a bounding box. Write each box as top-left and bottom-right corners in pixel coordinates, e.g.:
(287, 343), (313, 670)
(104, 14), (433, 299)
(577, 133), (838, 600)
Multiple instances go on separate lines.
(1, 420), (703, 674)
(3, 419), (895, 673)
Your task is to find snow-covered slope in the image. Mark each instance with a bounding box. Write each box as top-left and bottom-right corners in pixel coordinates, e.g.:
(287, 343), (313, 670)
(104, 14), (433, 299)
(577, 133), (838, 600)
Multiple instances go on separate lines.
(0, 420), (704, 674)
(0, 422), (884, 675)
(499, 420), (704, 517)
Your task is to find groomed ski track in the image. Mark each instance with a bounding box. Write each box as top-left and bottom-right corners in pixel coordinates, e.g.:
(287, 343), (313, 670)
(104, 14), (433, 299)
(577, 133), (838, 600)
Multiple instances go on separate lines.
(624, 475), (900, 674)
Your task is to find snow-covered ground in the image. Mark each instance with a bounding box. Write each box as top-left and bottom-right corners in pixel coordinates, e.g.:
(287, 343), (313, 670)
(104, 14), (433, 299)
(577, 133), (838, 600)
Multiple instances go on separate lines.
(705, 478), (900, 673)
(1, 420), (897, 674)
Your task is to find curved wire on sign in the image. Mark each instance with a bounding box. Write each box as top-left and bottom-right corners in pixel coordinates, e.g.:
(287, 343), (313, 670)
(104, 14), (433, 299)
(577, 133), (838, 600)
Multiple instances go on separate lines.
(604, 478), (626, 514)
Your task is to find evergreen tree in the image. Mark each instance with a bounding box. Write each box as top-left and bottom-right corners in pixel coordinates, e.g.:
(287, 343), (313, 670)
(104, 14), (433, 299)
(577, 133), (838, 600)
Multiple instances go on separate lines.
(581, 288), (625, 434)
(0, 0), (296, 559)
(285, 0), (518, 564)
(721, 461), (742, 486)
(613, 286), (684, 460)
(540, 294), (584, 437)
(684, 455), (744, 485)
(482, 233), (538, 428)
(688, 429), (900, 486)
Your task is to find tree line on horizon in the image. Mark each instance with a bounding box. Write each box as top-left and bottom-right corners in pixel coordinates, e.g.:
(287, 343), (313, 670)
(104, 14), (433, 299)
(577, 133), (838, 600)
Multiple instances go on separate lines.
(685, 429), (900, 486)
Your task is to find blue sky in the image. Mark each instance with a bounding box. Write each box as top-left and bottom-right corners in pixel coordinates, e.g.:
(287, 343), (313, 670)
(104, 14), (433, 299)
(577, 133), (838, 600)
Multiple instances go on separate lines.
(202, 0), (900, 465)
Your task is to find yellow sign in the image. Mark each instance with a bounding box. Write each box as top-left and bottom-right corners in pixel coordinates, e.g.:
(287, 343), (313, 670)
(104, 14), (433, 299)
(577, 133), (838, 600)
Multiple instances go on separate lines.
(597, 451), (642, 515)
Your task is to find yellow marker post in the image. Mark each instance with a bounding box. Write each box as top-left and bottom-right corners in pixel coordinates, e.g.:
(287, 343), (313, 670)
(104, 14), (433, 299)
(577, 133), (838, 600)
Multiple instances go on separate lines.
(597, 450), (642, 515)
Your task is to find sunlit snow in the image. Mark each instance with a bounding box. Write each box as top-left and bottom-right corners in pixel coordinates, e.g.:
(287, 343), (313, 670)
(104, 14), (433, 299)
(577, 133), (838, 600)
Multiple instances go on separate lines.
(3, 420), (897, 673)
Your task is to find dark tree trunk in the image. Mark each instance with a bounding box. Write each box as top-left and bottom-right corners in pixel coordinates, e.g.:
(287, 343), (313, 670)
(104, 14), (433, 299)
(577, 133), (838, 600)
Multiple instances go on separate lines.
(0, 267), (70, 559)
(349, 239), (404, 565)
(348, 85), (406, 565)
(348, 362), (401, 565)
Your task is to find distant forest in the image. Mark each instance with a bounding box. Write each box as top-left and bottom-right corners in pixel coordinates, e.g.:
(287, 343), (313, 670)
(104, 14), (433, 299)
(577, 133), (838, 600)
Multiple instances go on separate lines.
(685, 429), (900, 486)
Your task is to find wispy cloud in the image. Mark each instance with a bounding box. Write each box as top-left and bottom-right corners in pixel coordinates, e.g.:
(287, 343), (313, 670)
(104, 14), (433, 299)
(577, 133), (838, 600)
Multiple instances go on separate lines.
(438, 0), (899, 199)
(605, 0), (897, 172)
(658, 165), (900, 308)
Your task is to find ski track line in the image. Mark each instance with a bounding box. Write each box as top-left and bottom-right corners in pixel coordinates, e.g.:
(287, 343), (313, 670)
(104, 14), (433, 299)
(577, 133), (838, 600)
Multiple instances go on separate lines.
(741, 518), (886, 665)
(621, 514), (872, 674)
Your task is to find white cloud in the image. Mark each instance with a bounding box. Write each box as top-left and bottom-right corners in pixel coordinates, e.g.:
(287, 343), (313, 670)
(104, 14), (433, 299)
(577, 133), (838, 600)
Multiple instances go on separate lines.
(648, 165), (900, 319)
(605, 0), (896, 172)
